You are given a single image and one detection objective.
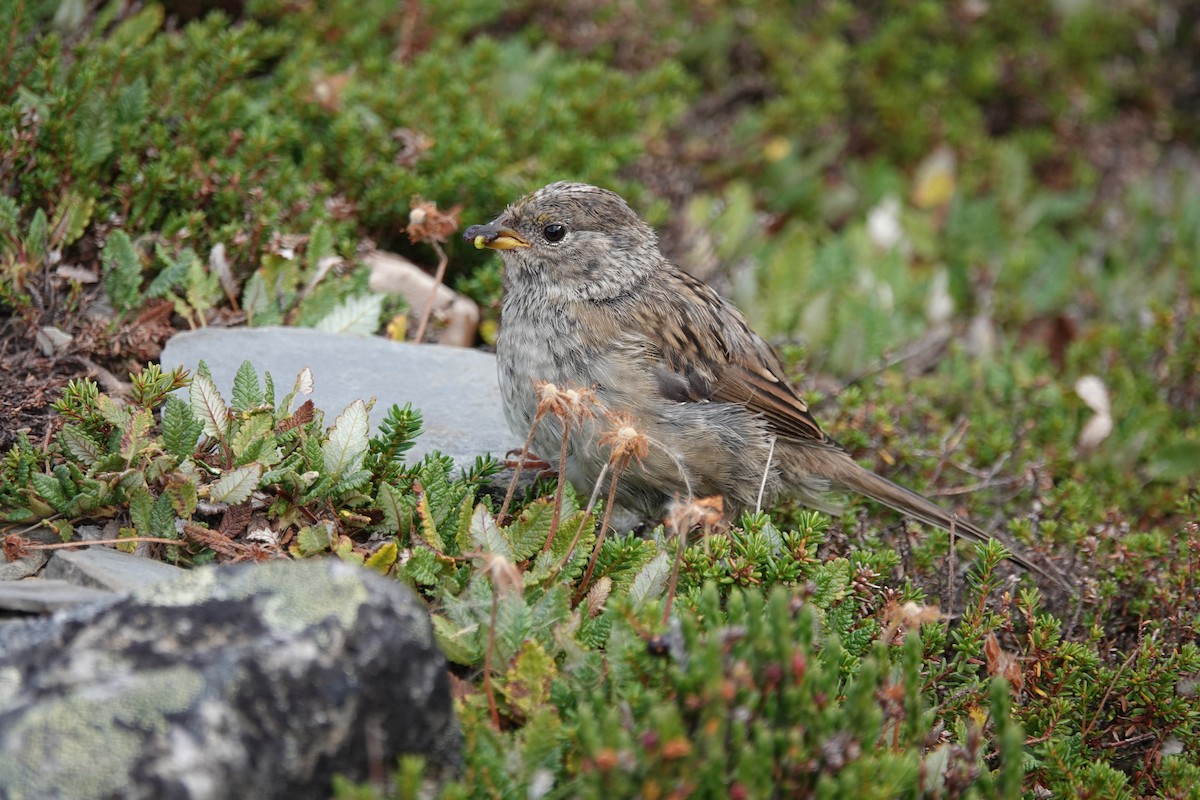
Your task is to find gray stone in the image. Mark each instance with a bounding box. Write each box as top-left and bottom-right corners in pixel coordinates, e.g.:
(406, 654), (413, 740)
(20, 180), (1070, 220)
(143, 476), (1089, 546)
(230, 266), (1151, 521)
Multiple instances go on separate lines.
(0, 559), (460, 799)
(41, 546), (186, 592)
(0, 579), (116, 613)
(0, 527), (58, 581)
(160, 327), (516, 469)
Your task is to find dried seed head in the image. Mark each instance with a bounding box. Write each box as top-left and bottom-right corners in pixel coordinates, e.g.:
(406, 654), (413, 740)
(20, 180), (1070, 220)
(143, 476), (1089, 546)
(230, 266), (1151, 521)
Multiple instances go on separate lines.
(478, 552), (523, 596)
(598, 412), (650, 465)
(406, 197), (461, 244)
(533, 380), (597, 426)
(664, 495), (727, 539)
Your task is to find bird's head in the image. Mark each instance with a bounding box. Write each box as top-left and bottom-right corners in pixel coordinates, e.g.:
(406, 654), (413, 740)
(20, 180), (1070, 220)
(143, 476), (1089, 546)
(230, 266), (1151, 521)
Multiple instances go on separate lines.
(464, 182), (659, 300)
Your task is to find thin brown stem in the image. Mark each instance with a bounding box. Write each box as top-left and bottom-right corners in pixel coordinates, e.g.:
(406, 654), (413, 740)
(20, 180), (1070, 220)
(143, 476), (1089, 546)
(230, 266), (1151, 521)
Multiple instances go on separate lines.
(546, 462), (609, 587)
(542, 422), (572, 554)
(484, 587), (501, 729)
(498, 416), (543, 523)
(575, 458), (626, 603)
(413, 241), (447, 344)
(663, 523), (687, 625)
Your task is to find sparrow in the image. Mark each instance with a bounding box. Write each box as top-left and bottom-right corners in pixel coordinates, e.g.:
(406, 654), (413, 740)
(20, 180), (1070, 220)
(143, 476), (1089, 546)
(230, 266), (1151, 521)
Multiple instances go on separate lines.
(465, 181), (1050, 579)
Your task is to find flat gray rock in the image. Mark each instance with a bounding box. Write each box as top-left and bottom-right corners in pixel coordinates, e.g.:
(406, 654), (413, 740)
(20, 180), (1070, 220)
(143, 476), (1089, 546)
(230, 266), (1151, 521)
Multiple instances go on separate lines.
(41, 546), (185, 592)
(0, 559), (460, 798)
(0, 579), (115, 613)
(160, 327), (515, 469)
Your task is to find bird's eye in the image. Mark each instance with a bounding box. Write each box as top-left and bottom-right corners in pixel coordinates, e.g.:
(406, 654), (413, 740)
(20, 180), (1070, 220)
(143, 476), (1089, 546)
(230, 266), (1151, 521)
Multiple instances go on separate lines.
(542, 223), (566, 243)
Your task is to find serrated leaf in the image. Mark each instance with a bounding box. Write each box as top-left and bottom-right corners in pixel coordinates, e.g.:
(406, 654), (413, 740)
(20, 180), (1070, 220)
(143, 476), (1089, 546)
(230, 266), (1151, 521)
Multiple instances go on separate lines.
(59, 425), (104, 466)
(468, 503), (513, 560)
(145, 245), (194, 299)
(375, 481), (412, 533)
(150, 493), (176, 538)
(293, 521), (334, 556)
(322, 399), (369, 480)
(230, 361), (264, 412)
(120, 408), (154, 458)
(209, 463), (262, 505)
(0, 194), (19, 241)
(24, 208), (49, 264)
(230, 413), (273, 461)
(50, 191), (94, 249)
(75, 98), (113, 170)
(335, 536), (363, 565)
(307, 221), (335, 269)
(415, 490), (446, 552)
(109, 2), (164, 48)
(96, 393), (131, 427)
(30, 472), (70, 513)
(189, 371), (229, 438)
(365, 542), (398, 574)
(129, 487), (154, 536)
(241, 272), (275, 325)
(505, 498), (559, 560)
(501, 640), (556, 718)
(493, 593), (533, 664)
(314, 293), (383, 336)
(101, 230), (142, 313)
(162, 395), (202, 458)
(431, 613), (479, 666)
(166, 474), (198, 517)
(406, 546), (441, 585)
(113, 77), (147, 125)
(184, 249), (220, 318)
(628, 552), (671, 605)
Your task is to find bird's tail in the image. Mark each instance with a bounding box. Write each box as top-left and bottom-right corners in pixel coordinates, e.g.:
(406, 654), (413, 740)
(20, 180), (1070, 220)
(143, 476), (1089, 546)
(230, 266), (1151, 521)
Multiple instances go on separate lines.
(829, 455), (1064, 586)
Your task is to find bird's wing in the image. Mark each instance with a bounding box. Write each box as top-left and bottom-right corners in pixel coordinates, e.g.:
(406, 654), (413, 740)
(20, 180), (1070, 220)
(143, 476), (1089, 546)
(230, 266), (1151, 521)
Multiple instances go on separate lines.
(626, 269), (834, 448)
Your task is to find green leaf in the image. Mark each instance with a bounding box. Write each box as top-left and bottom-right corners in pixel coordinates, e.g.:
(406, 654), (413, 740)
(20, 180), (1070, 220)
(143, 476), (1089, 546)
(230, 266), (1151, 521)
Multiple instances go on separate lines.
(162, 396), (202, 459)
(628, 551), (671, 605)
(50, 191), (94, 249)
(468, 504), (513, 560)
(505, 498), (560, 561)
(406, 545), (441, 585)
(101, 230), (142, 313)
(431, 613), (478, 666)
(189, 371), (229, 439)
(183, 250), (220, 319)
(30, 472), (70, 513)
(108, 3), (164, 49)
(145, 245), (194, 299)
(314, 293), (383, 336)
(230, 413), (274, 465)
(209, 463), (262, 505)
(322, 399), (369, 480)
(294, 521), (335, 556)
(231, 361), (264, 412)
(166, 475), (197, 517)
(113, 77), (148, 126)
(375, 481), (412, 534)
(59, 425), (104, 466)
(241, 272), (275, 325)
(23, 209), (49, 266)
(75, 98), (113, 170)
(129, 487), (154, 537)
(416, 490), (447, 552)
(307, 221), (335, 269)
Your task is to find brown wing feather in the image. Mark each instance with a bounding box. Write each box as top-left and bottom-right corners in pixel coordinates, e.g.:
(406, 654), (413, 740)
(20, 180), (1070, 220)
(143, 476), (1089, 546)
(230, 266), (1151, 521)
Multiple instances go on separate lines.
(639, 268), (834, 448)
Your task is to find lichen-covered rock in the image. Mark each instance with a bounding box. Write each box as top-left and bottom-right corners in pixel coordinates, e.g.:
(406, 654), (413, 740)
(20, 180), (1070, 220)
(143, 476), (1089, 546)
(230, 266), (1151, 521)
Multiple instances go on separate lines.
(0, 559), (460, 799)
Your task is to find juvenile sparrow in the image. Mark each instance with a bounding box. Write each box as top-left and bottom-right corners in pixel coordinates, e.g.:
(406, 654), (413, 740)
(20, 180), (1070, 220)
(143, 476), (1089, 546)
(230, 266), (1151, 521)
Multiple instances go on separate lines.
(465, 181), (1047, 577)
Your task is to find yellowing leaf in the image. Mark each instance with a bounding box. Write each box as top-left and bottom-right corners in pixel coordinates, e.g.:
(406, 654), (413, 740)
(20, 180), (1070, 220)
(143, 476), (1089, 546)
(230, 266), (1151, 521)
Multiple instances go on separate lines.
(912, 145), (957, 209)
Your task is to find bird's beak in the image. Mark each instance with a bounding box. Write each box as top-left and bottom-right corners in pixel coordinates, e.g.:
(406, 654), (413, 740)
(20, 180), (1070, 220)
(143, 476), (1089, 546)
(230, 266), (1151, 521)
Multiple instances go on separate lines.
(463, 222), (530, 251)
